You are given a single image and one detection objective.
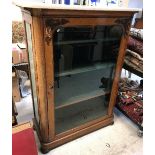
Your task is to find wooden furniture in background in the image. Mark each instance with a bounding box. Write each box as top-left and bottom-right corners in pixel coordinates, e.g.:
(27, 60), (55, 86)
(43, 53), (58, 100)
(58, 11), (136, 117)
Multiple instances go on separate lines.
(134, 18), (143, 29)
(12, 71), (21, 102)
(14, 2), (140, 153)
(12, 97), (18, 126)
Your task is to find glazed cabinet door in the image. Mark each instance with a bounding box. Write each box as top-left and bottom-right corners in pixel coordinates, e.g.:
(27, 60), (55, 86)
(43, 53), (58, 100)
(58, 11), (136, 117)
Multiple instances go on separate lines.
(53, 25), (122, 134)
(44, 17), (131, 136)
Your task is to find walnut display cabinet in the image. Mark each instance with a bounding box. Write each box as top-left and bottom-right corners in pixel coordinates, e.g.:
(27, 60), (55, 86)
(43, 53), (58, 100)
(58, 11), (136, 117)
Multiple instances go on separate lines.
(15, 2), (140, 153)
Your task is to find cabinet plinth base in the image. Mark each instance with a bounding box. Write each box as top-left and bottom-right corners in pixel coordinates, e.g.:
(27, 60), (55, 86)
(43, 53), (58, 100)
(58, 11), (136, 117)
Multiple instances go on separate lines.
(34, 116), (114, 153)
(40, 147), (50, 154)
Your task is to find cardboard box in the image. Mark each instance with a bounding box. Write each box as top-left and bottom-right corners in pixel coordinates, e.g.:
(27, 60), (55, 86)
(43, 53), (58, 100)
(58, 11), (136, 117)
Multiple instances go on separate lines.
(12, 72), (21, 102)
(22, 48), (28, 63)
(12, 43), (28, 64)
(17, 43), (28, 63)
(12, 44), (22, 64)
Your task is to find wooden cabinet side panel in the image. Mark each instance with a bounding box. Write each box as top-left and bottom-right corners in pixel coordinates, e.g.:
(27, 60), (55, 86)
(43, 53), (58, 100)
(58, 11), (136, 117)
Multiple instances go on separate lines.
(22, 11), (39, 127)
(31, 16), (50, 142)
(22, 10), (50, 142)
(22, 11), (40, 125)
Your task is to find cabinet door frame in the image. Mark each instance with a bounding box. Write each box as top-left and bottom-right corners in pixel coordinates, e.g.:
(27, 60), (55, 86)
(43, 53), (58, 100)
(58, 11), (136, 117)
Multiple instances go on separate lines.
(22, 9), (50, 142)
(43, 14), (132, 140)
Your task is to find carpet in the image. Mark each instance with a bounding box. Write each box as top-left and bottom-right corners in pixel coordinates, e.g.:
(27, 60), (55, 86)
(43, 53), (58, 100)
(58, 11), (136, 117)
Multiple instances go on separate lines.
(116, 78), (143, 126)
(12, 122), (38, 155)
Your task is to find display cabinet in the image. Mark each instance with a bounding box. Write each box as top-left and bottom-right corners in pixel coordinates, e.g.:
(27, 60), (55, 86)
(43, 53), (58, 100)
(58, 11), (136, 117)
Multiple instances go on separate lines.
(14, 2), (140, 153)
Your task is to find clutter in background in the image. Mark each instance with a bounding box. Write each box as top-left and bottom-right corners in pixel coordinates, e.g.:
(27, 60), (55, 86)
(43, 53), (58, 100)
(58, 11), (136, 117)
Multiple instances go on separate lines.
(43, 0), (128, 7)
(116, 78), (143, 126)
(12, 43), (28, 64)
(124, 27), (143, 75)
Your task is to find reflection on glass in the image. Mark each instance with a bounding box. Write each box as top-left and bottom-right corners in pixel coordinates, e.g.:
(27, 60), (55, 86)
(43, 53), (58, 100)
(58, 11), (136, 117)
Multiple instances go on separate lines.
(53, 25), (123, 134)
(25, 23), (39, 123)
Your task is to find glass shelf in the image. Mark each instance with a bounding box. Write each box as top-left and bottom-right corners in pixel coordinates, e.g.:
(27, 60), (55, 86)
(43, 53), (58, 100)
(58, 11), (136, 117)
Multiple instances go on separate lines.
(54, 38), (120, 46)
(55, 95), (108, 134)
(55, 89), (110, 109)
(54, 67), (113, 109)
(55, 62), (115, 78)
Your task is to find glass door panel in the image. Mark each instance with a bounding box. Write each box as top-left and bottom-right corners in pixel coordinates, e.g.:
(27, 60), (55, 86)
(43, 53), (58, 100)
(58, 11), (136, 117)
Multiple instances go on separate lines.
(25, 23), (39, 123)
(53, 25), (123, 134)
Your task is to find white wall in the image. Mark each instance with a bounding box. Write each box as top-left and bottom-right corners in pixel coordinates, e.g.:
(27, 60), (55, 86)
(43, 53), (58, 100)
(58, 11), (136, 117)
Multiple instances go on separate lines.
(128, 0), (143, 8)
(12, 0), (46, 21)
(12, 4), (22, 21)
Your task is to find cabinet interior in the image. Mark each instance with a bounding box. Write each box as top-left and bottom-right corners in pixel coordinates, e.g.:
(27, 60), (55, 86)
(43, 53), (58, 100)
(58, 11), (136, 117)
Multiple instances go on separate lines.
(53, 25), (122, 134)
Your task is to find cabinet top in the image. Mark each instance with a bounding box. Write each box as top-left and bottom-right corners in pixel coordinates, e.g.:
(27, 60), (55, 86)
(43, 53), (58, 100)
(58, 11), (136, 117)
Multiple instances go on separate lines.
(13, 0), (141, 12)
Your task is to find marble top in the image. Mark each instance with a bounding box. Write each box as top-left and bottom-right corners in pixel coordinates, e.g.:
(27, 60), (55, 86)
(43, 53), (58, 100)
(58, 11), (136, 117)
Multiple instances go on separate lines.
(13, 0), (141, 12)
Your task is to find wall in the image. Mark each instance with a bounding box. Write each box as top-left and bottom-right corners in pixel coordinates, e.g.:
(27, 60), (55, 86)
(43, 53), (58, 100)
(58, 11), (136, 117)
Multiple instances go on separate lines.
(12, 4), (22, 21)
(12, 0), (43, 21)
(128, 0), (143, 8)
